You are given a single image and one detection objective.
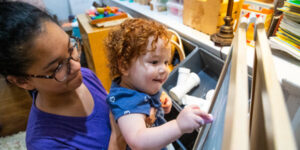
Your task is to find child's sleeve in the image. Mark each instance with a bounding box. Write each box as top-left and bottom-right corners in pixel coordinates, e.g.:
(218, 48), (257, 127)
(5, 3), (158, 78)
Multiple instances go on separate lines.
(106, 90), (151, 121)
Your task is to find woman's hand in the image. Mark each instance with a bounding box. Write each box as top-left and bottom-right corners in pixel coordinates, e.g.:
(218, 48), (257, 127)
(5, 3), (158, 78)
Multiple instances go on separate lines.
(160, 91), (172, 114)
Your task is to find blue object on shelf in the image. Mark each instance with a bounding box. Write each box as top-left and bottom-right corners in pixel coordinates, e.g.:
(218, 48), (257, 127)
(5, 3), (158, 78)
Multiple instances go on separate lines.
(72, 19), (81, 38)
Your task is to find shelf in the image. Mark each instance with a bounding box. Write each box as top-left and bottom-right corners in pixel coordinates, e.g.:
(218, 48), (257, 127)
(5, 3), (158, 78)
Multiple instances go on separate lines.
(105, 0), (229, 58)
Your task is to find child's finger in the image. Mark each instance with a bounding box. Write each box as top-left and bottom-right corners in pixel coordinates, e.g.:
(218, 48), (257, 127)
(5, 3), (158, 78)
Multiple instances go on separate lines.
(191, 108), (214, 124)
(191, 108), (207, 116)
(201, 114), (213, 120)
(187, 104), (201, 110)
(194, 116), (205, 125)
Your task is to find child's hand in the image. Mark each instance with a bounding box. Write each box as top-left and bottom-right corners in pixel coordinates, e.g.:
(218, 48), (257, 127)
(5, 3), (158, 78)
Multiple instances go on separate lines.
(176, 105), (213, 134)
(160, 91), (172, 114)
(145, 107), (157, 127)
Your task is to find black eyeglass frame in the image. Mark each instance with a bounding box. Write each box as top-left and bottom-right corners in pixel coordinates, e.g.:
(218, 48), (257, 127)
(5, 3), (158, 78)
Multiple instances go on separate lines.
(25, 36), (82, 82)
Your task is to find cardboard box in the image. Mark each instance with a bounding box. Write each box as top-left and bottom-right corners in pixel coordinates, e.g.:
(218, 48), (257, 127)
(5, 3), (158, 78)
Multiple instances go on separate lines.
(183, 0), (243, 35)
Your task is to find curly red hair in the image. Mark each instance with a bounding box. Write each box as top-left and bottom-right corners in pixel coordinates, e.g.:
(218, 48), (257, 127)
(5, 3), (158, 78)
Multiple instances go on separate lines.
(105, 18), (171, 78)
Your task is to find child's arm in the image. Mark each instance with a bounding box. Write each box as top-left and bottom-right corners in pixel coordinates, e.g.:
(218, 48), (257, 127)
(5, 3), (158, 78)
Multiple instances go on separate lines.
(117, 105), (213, 150)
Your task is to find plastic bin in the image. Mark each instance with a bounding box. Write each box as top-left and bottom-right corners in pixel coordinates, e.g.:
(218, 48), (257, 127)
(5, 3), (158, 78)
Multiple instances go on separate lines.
(163, 47), (224, 102)
(163, 46), (224, 149)
(166, 1), (183, 16)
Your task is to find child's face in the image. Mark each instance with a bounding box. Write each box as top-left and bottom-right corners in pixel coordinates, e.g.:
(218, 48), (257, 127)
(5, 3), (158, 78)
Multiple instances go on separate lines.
(120, 37), (171, 95)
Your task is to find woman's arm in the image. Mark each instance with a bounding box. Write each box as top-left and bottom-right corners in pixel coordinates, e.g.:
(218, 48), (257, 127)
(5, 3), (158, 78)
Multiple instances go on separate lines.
(108, 111), (127, 150)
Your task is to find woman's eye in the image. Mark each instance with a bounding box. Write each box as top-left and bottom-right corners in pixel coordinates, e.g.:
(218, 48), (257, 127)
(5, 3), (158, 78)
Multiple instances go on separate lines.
(48, 67), (57, 73)
(49, 63), (61, 73)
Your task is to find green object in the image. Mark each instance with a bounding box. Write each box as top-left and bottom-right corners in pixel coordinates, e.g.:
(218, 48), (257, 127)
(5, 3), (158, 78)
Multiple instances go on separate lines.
(288, 0), (300, 6)
(95, 14), (104, 19)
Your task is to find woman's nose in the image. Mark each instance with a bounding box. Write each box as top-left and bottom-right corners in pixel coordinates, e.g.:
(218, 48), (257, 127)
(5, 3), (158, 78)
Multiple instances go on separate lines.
(69, 59), (81, 74)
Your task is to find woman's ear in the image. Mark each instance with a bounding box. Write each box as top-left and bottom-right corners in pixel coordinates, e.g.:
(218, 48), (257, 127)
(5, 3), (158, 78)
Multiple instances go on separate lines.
(6, 75), (35, 90)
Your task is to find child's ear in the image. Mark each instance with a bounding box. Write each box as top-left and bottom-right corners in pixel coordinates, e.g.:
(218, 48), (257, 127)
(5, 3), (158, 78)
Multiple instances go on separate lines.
(117, 59), (129, 76)
(6, 75), (35, 90)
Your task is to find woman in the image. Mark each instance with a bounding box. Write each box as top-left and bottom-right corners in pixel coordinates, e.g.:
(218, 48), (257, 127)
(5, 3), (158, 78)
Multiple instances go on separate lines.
(0, 2), (123, 149)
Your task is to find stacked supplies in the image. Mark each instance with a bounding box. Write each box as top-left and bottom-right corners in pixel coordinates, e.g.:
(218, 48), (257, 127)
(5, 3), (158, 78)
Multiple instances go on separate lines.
(86, 6), (128, 27)
(270, 0), (300, 60)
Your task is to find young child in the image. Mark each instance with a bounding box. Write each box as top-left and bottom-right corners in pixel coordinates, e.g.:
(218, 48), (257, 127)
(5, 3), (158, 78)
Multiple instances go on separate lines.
(105, 18), (213, 150)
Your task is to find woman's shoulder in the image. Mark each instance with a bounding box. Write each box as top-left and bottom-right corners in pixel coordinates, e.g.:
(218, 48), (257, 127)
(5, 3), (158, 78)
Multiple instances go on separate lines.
(81, 67), (96, 78)
(81, 67), (104, 89)
(81, 67), (107, 104)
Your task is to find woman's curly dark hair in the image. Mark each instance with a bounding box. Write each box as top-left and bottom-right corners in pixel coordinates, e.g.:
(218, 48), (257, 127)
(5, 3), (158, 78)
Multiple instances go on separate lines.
(105, 18), (171, 78)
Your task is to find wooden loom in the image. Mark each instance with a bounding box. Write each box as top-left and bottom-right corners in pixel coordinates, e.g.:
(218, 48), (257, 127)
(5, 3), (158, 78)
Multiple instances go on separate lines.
(191, 18), (297, 150)
(249, 18), (297, 150)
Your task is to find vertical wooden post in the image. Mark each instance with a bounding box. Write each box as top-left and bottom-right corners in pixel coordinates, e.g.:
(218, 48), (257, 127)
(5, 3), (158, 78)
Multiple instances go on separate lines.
(222, 19), (250, 150)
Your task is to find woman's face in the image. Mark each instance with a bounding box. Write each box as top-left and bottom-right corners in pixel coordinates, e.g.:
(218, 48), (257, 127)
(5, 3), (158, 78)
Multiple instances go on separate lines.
(25, 21), (82, 94)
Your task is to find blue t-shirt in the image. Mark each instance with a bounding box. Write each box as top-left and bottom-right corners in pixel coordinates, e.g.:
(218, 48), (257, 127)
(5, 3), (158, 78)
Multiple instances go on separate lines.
(107, 78), (167, 150)
(26, 68), (111, 150)
(107, 78), (165, 127)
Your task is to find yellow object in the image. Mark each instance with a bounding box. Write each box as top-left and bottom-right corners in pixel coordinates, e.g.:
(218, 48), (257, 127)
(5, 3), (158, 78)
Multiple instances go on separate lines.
(168, 29), (185, 71)
(77, 14), (115, 91)
(183, 0), (243, 35)
(239, 1), (274, 47)
(96, 8), (105, 14)
(218, 0), (243, 31)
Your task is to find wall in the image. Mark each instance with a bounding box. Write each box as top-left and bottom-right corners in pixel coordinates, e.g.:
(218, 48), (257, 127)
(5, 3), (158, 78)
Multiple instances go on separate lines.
(43, 0), (70, 21)
(43, 0), (96, 22)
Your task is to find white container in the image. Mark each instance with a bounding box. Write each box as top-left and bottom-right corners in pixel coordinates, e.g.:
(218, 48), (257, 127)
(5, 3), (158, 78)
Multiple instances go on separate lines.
(150, 1), (167, 12)
(176, 67), (190, 86)
(169, 72), (200, 103)
(205, 89), (215, 101)
(166, 1), (183, 16)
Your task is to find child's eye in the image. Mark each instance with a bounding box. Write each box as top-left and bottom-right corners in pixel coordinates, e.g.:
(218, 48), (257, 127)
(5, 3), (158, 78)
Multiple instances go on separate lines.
(164, 61), (169, 65)
(151, 61), (158, 64)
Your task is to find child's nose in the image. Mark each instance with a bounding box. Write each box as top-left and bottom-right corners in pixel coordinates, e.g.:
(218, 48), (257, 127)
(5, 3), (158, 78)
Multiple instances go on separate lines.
(158, 64), (169, 74)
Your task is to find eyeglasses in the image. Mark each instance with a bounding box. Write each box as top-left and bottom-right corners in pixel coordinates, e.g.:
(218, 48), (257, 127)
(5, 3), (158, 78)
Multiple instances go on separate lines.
(25, 36), (82, 82)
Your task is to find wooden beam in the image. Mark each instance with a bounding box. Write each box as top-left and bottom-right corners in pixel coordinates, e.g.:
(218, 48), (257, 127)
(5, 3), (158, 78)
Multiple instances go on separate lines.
(222, 19), (250, 150)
